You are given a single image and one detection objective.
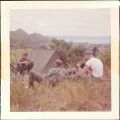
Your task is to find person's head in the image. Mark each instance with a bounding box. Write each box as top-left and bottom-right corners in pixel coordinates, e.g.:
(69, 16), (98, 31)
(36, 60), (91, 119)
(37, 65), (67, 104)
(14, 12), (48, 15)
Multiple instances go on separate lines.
(22, 53), (28, 59)
(54, 59), (63, 68)
(80, 62), (85, 69)
(84, 50), (93, 60)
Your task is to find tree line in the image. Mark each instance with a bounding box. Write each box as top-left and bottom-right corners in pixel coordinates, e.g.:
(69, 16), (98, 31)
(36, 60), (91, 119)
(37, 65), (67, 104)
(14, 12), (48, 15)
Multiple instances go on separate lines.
(50, 39), (87, 66)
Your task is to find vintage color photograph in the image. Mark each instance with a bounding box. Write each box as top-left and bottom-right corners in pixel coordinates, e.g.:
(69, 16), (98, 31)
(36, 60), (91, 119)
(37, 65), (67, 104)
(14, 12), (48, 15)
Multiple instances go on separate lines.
(10, 9), (111, 112)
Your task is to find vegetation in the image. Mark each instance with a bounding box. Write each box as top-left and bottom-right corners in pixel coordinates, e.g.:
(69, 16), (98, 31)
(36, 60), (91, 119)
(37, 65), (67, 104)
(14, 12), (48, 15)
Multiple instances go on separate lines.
(11, 77), (111, 111)
(10, 43), (111, 111)
(19, 41), (29, 49)
(97, 45), (111, 68)
(50, 39), (87, 65)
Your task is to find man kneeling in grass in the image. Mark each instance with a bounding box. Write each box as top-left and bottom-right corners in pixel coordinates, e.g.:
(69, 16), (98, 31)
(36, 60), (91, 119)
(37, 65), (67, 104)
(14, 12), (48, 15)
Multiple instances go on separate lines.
(28, 59), (67, 87)
(16, 53), (34, 75)
(83, 50), (104, 80)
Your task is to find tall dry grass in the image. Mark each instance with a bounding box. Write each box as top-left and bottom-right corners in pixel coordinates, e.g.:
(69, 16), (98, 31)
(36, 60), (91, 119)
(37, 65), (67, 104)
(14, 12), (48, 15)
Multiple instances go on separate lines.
(10, 76), (111, 111)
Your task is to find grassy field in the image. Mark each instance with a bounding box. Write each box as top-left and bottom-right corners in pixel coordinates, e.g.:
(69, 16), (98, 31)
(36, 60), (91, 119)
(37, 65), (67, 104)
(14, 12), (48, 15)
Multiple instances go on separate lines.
(10, 48), (111, 111)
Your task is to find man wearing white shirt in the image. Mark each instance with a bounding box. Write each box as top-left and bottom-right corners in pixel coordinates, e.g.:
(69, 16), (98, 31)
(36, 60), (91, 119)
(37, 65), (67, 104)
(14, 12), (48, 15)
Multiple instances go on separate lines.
(83, 50), (103, 80)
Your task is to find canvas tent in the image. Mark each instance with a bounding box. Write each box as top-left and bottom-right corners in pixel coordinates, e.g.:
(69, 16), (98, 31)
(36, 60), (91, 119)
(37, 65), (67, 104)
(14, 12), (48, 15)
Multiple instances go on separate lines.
(29, 49), (68, 73)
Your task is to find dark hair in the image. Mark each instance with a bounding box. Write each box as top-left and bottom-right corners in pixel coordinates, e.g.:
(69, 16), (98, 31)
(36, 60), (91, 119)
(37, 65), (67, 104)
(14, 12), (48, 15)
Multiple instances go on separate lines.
(23, 53), (28, 56)
(80, 62), (85, 69)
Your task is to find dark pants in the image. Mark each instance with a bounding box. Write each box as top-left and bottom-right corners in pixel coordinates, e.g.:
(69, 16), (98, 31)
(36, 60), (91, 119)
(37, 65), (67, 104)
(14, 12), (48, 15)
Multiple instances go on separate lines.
(17, 62), (34, 74)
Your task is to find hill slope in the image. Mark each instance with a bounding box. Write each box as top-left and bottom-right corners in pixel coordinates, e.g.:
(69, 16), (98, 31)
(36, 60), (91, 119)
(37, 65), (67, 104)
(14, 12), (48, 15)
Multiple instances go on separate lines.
(10, 29), (51, 48)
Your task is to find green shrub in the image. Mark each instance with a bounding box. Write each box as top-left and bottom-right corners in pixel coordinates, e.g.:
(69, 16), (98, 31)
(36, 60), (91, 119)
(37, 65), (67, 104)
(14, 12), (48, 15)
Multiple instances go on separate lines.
(50, 39), (87, 65)
(98, 46), (111, 69)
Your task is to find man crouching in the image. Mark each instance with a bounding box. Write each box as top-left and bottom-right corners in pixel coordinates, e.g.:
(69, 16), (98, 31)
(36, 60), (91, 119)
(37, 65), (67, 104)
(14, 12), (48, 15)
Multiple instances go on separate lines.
(16, 53), (34, 75)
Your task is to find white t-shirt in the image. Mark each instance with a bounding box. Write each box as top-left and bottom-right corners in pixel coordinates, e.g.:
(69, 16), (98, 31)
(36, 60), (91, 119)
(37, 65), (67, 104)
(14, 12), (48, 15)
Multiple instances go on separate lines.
(86, 57), (103, 78)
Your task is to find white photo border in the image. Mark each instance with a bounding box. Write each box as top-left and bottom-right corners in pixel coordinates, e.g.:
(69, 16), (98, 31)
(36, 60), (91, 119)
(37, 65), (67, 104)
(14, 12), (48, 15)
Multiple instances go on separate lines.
(1, 1), (119, 119)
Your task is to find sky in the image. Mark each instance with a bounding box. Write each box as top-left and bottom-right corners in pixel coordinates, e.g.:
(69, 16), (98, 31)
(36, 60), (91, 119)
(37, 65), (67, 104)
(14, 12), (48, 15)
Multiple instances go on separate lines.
(10, 9), (110, 37)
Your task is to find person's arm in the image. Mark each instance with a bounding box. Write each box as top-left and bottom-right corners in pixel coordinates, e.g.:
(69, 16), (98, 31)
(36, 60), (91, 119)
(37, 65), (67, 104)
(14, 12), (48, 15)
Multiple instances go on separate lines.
(16, 58), (26, 64)
(83, 60), (92, 74)
(16, 58), (21, 64)
(83, 65), (90, 73)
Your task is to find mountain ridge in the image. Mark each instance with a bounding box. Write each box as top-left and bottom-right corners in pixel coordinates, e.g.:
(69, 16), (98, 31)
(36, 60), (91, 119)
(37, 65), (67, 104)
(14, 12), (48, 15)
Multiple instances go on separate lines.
(10, 29), (51, 48)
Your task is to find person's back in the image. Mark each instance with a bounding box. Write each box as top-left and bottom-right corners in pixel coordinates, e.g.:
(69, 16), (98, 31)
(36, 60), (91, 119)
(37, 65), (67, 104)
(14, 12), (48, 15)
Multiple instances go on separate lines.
(86, 57), (103, 78)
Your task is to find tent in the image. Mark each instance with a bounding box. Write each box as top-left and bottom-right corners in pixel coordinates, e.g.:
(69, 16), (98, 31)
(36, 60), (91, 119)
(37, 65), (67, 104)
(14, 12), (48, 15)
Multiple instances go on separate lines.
(29, 49), (68, 73)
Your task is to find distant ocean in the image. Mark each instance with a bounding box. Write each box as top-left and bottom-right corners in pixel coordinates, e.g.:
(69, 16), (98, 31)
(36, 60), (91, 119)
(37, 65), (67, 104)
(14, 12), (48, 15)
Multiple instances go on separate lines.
(53, 36), (111, 44)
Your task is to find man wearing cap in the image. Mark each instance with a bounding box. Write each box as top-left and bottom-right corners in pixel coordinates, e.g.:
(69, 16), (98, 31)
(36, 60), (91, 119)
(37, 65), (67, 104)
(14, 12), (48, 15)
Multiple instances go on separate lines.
(28, 59), (67, 87)
(83, 50), (103, 80)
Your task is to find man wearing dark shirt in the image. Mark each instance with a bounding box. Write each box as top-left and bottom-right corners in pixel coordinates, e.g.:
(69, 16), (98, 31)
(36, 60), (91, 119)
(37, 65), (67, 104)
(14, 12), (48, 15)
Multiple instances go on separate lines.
(16, 53), (33, 74)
